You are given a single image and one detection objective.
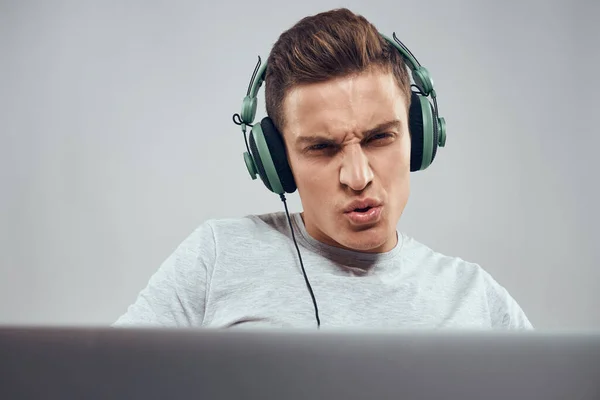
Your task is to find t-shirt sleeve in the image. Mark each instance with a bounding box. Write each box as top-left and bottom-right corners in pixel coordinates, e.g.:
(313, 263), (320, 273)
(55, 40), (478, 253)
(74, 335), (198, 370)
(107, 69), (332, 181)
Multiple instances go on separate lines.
(112, 221), (216, 327)
(483, 270), (534, 330)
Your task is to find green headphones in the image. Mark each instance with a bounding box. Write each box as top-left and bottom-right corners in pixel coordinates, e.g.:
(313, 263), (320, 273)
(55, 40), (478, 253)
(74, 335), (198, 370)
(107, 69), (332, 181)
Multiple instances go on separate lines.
(233, 32), (447, 195)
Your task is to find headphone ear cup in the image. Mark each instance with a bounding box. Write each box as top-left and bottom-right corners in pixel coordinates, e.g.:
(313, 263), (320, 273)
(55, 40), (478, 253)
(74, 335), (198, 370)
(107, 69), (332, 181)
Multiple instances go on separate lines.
(260, 117), (297, 193)
(408, 92), (438, 171)
(409, 92), (425, 172)
(248, 126), (275, 192)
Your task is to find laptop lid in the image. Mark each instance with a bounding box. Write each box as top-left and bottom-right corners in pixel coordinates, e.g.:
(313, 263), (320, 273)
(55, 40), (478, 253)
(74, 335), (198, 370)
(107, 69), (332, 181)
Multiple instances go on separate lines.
(1, 327), (599, 400)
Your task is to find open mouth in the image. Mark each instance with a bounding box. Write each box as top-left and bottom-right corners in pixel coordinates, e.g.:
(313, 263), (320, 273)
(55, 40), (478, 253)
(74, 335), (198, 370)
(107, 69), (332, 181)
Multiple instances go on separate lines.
(344, 204), (382, 224)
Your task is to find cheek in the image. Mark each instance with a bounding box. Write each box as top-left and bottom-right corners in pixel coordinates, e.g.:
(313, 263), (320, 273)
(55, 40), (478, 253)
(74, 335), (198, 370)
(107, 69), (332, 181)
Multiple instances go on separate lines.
(289, 159), (332, 201)
(373, 146), (411, 206)
(306, 167), (334, 195)
(376, 142), (410, 177)
(396, 134), (412, 173)
(400, 134), (411, 164)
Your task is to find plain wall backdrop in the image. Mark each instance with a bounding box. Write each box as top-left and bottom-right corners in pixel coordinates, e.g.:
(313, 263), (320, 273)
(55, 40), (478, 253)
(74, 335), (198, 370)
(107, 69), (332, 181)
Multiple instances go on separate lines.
(1, 0), (598, 329)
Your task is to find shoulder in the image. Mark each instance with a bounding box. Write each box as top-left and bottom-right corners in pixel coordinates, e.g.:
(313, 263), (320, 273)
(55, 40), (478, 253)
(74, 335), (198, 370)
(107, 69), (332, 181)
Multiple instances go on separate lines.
(202, 211), (292, 240)
(399, 235), (483, 283)
(187, 211), (294, 255)
(400, 235), (533, 330)
(144, 211), (291, 288)
(478, 267), (533, 330)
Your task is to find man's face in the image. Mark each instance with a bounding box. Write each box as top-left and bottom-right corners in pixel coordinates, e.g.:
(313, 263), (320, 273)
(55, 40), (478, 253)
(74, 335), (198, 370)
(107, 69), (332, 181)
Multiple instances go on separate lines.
(282, 68), (411, 253)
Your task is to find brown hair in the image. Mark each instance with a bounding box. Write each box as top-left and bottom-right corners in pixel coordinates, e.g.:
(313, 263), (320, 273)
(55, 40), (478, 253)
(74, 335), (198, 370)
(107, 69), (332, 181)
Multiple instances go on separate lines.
(265, 8), (412, 135)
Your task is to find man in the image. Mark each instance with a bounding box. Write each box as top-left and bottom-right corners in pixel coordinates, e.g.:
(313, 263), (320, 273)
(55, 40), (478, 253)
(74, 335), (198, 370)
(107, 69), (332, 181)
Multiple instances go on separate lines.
(114, 8), (532, 329)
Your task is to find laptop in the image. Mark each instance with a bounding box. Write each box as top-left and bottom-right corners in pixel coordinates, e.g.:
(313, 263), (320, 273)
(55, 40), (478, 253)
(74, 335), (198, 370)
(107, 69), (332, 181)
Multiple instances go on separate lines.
(1, 326), (599, 399)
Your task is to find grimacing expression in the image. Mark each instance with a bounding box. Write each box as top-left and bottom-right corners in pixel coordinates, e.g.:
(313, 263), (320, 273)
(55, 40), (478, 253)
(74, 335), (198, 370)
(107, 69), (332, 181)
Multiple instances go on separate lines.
(282, 67), (411, 253)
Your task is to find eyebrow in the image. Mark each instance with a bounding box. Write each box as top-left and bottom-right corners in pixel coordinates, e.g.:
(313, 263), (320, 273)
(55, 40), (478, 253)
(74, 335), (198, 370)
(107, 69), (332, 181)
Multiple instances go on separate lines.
(295, 119), (403, 145)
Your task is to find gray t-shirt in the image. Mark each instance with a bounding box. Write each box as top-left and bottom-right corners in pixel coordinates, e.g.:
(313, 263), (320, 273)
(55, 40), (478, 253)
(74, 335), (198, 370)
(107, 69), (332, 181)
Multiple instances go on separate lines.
(114, 211), (532, 330)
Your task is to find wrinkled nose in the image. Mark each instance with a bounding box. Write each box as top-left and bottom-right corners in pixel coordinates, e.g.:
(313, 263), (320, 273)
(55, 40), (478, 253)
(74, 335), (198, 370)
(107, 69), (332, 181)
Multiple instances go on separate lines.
(339, 145), (374, 191)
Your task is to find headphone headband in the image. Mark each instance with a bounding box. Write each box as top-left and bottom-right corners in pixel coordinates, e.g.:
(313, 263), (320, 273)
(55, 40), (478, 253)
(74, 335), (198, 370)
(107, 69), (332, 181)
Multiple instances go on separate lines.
(380, 33), (420, 70)
(248, 61), (268, 104)
(241, 32), (436, 126)
(249, 32), (417, 97)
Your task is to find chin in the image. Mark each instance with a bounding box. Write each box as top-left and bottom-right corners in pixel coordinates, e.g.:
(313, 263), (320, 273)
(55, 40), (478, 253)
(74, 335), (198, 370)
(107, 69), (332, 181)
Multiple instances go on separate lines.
(335, 224), (391, 253)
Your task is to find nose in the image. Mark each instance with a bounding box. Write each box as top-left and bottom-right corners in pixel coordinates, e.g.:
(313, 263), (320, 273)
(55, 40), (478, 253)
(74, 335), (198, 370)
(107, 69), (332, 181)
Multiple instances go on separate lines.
(339, 144), (374, 192)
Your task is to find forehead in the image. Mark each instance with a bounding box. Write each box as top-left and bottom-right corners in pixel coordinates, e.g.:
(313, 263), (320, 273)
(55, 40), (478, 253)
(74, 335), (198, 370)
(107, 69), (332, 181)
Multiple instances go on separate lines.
(282, 69), (407, 140)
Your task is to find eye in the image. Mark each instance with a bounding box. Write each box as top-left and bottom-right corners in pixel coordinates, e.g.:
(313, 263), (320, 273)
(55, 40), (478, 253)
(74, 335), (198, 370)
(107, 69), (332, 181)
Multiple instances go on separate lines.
(367, 133), (393, 143)
(307, 143), (336, 153)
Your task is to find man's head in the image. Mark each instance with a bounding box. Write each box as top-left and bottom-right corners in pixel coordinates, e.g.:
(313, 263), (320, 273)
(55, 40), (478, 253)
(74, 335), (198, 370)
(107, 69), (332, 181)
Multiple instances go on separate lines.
(265, 8), (412, 253)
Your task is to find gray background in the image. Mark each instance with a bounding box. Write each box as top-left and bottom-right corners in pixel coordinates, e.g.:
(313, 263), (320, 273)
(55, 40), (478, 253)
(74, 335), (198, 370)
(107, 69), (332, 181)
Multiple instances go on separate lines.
(1, 0), (598, 329)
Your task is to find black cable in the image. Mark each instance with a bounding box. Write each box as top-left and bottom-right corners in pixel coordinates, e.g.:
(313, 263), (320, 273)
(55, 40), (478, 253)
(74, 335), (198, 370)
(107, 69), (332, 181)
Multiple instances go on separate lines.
(247, 56), (262, 96)
(232, 113), (253, 159)
(392, 32), (422, 67)
(279, 193), (321, 328)
(233, 55), (260, 157)
(232, 113), (244, 125)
